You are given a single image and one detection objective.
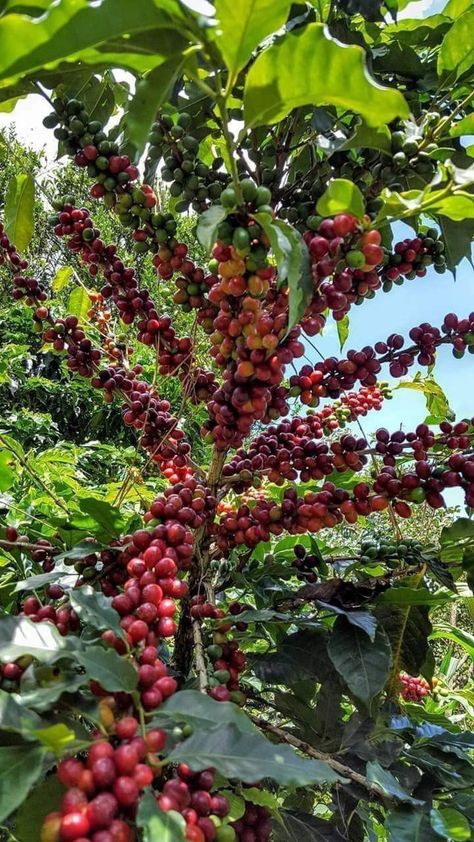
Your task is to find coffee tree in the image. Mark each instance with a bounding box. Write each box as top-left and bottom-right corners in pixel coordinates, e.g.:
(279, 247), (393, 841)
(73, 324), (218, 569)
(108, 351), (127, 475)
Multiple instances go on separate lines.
(0, 1), (474, 840)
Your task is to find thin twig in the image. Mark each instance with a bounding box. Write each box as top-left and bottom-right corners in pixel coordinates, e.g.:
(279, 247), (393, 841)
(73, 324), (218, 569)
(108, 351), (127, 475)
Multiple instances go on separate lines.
(192, 619), (208, 693)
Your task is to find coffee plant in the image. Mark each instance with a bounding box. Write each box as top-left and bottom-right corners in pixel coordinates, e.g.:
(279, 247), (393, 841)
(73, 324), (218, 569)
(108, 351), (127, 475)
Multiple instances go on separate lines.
(0, 1), (474, 840)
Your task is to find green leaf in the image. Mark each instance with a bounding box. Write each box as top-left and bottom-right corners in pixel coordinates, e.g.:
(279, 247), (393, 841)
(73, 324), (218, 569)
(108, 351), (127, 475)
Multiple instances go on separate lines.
(430, 807), (471, 840)
(252, 630), (332, 685)
(197, 205), (228, 252)
(317, 603), (378, 640)
(14, 775), (65, 842)
(430, 623), (474, 659)
(396, 374), (454, 423)
(253, 213), (312, 333)
(336, 315), (350, 352)
(0, 615), (76, 664)
(439, 216), (474, 276)
(52, 266), (73, 293)
(137, 790), (186, 842)
(450, 114), (474, 138)
(67, 286), (91, 322)
(169, 722), (343, 786)
(69, 586), (125, 639)
(243, 787), (280, 812)
(273, 810), (346, 841)
(244, 23), (409, 128)
(76, 645), (137, 692)
(327, 618), (391, 708)
(377, 587), (451, 607)
(366, 761), (423, 806)
(123, 54), (186, 162)
(341, 120), (392, 153)
(387, 810), (434, 841)
(440, 517), (474, 562)
(316, 179), (365, 219)
(155, 690), (256, 733)
(438, 9), (474, 78)
(20, 672), (87, 712)
(219, 790), (246, 821)
(0, 689), (43, 733)
(376, 598), (432, 677)
(0, 0), (185, 85)
(0, 743), (45, 822)
(14, 571), (72, 593)
(427, 192), (474, 221)
(0, 449), (15, 492)
(32, 722), (76, 754)
(215, 0), (292, 82)
(78, 497), (125, 539)
(4, 173), (34, 251)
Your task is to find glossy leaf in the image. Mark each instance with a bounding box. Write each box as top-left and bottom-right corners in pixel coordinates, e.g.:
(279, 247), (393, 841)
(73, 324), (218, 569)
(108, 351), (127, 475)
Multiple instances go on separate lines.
(430, 807), (471, 840)
(438, 9), (474, 78)
(32, 722), (76, 754)
(316, 179), (365, 219)
(387, 810), (434, 841)
(67, 287), (91, 322)
(14, 775), (65, 842)
(253, 213), (312, 333)
(273, 810), (346, 841)
(0, 615), (76, 664)
(69, 586), (125, 639)
(137, 790), (186, 842)
(215, 0), (292, 81)
(0, 743), (45, 822)
(197, 205), (227, 252)
(155, 690), (256, 733)
(76, 645), (137, 692)
(123, 54), (187, 162)
(0, 449), (15, 492)
(366, 761), (423, 806)
(439, 216), (474, 276)
(244, 23), (409, 128)
(396, 373), (454, 424)
(78, 497), (125, 539)
(0, 688), (43, 733)
(52, 266), (73, 293)
(169, 722), (343, 786)
(0, 0), (185, 85)
(327, 619), (391, 708)
(336, 315), (350, 352)
(4, 173), (34, 251)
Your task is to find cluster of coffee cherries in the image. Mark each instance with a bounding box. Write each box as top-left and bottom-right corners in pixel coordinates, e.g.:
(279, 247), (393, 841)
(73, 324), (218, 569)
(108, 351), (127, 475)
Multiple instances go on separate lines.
(291, 544), (319, 583)
(144, 478), (217, 532)
(222, 385), (384, 489)
(196, 197), (305, 448)
(231, 799), (272, 842)
(0, 223), (47, 304)
(42, 726), (156, 842)
(289, 311), (474, 403)
(21, 590), (80, 637)
(44, 97), (139, 203)
(147, 113), (230, 212)
(158, 763), (234, 842)
(382, 229), (446, 288)
(52, 203), (219, 409)
(301, 214), (384, 329)
(217, 422), (474, 551)
(358, 536), (424, 567)
(399, 672), (431, 702)
(43, 314), (102, 378)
